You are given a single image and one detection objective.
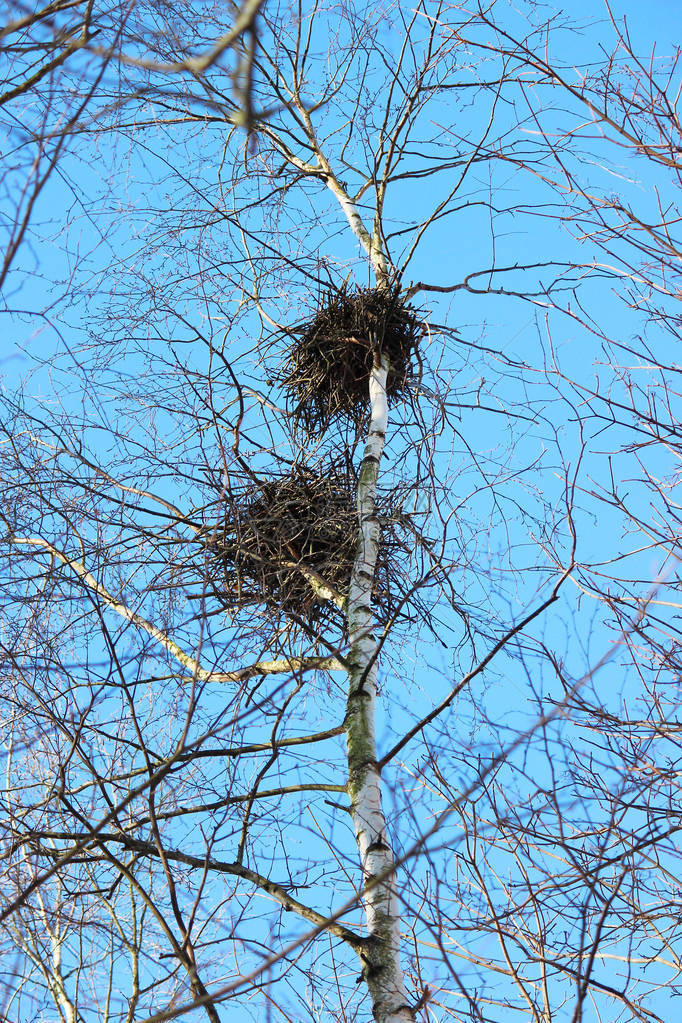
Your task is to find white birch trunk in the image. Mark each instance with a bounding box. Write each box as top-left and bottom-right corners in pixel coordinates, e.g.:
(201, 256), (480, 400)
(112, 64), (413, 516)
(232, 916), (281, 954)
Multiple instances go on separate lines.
(346, 356), (414, 1023)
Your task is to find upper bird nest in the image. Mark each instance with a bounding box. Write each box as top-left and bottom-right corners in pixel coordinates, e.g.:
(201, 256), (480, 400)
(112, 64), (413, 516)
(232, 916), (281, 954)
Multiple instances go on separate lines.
(204, 464), (400, 633)
(277, 284), (423, 434)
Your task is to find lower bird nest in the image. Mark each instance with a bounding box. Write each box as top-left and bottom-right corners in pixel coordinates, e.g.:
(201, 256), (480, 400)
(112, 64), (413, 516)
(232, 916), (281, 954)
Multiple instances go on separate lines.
(277, 284), (423, 434)
(205, 466), (401, 631)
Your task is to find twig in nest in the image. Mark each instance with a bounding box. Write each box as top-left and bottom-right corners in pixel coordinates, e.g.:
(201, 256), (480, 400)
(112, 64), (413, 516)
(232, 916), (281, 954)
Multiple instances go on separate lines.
(275, 284), (424, 435)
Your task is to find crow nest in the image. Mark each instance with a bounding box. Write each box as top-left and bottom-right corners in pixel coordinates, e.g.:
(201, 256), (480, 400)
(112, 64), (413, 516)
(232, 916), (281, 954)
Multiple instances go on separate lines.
(203, 464), (406, 635)
(276, 284), (424, 435)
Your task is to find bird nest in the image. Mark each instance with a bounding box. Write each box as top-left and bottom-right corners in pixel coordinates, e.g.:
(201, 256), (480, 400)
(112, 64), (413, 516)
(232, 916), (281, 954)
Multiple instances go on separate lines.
(204, 465), (400, 632)
(277, 284), (423, 435)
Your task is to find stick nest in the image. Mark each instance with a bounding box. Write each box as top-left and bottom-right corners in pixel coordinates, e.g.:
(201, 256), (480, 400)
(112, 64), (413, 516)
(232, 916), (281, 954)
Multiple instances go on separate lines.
(205, 465), (400, 632)
(277, 284), (423, 434)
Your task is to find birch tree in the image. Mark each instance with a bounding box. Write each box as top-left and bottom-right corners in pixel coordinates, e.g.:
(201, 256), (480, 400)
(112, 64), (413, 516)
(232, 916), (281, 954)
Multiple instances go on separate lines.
(1, 2), (681, 1022)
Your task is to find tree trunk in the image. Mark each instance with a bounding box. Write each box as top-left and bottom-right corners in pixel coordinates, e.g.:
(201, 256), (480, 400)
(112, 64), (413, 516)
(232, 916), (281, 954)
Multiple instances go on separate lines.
(345, 355), (414, 1023)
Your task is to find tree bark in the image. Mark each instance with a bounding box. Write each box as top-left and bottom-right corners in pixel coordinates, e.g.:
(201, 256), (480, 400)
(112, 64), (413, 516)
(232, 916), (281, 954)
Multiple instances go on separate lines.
(345, 355), (414, 1023)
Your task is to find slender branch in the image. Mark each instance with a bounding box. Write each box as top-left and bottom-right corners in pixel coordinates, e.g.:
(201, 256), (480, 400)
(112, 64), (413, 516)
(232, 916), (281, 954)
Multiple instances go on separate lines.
(378, 565), (572, 768)
(29, 835), (367, 950)
(10, 535), (344, 680)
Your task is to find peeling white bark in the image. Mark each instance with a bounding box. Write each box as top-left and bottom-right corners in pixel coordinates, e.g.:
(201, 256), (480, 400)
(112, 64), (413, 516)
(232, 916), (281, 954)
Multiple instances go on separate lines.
(49, 929), (78, 1023)
(263, 105), (389, 283)
(323, 173), (389, 285)
(346, 358), (414, 1023)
